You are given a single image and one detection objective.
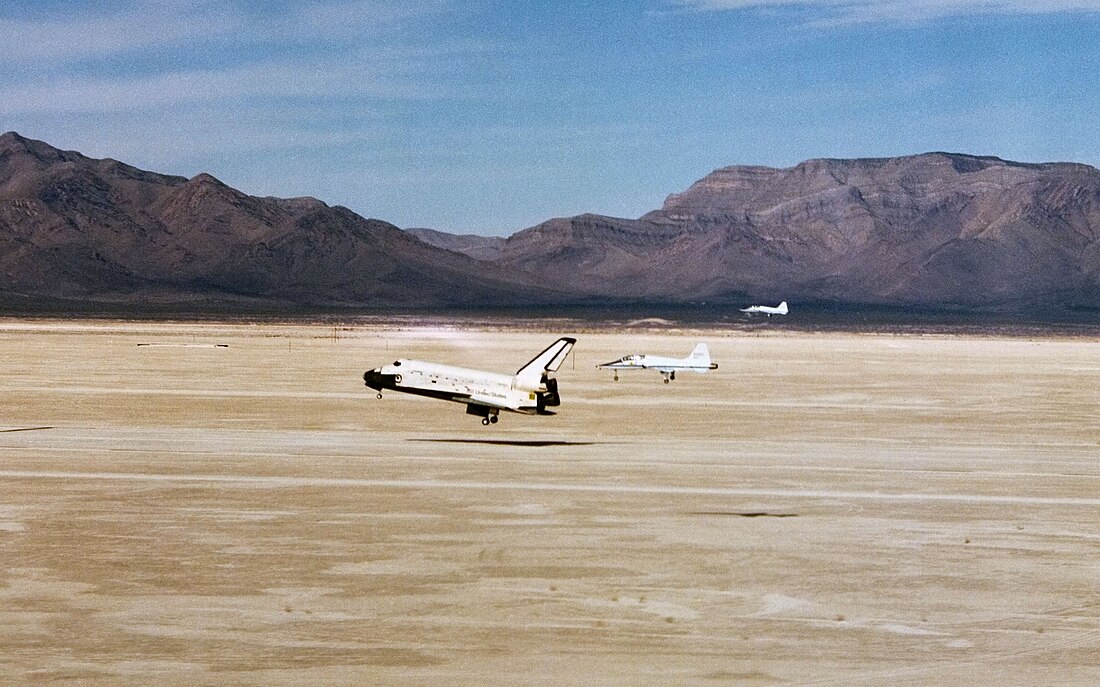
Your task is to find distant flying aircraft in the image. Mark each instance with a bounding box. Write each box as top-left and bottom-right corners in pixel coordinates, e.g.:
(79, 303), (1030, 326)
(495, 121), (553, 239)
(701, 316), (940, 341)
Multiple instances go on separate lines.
(363, 337), (576, 425)
(597, 343), (717, 383)
(741, 301), (788, 316)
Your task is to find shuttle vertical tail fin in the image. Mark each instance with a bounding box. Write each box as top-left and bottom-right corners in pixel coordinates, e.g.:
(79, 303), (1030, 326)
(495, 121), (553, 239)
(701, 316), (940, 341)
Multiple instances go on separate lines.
(514, 337), (576, 390)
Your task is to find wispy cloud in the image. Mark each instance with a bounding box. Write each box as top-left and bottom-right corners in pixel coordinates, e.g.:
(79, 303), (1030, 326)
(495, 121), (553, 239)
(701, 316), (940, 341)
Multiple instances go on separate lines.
(0, 57), (450, 115)
(0, 0), (450, 64)
(1, 3), (235, 63)
(0, 0), (483, 118)
(672, 0), (1100, 24)
(0, 0), (486, 180)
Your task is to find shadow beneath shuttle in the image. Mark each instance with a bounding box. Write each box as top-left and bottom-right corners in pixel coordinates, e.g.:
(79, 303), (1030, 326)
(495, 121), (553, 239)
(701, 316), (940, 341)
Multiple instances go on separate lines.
(0, 426), (55, 433)
(409, 438), (613, 447)
(691, 511), (799, 518)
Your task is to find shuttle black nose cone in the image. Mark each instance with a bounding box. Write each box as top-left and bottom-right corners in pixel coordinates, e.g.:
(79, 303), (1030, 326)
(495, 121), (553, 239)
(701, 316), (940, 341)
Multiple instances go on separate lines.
(364, 368), (384, 390)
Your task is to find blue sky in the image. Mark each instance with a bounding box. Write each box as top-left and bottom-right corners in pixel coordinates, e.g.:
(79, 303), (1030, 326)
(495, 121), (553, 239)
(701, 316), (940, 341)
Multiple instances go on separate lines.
(2, 1), (1098, 234)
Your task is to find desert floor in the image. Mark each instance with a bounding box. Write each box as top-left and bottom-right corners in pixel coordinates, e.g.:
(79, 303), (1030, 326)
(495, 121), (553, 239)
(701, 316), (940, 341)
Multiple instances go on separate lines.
(0, 319), (1098, 686)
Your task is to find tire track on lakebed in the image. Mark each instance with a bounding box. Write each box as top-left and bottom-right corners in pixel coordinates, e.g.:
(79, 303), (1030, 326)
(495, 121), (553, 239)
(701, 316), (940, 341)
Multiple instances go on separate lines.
(3, 469), (1100, 507)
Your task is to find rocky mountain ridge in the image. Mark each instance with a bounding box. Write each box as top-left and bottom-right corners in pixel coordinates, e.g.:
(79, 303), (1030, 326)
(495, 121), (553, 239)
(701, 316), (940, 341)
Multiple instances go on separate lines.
(2, 132), (1097, 314)
(0, 132), (562, 310)
(488, 153), (1100, 309)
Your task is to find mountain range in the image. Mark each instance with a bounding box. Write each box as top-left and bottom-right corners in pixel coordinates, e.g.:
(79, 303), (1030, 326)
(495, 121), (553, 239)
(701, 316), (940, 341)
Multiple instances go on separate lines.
(481, 154), (1100, 311)
(0, 132), (558, 311)
(2, 131), (1098, 314)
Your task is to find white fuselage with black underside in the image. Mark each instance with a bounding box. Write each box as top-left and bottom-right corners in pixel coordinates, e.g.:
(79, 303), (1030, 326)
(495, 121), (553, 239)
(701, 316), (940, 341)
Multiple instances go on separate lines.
(371, 360), (541, 413)
(364, 336), (575, 424)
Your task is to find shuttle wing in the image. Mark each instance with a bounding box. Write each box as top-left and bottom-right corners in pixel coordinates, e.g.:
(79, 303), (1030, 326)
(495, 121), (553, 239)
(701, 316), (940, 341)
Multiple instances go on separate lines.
(467, 393), (521, 411)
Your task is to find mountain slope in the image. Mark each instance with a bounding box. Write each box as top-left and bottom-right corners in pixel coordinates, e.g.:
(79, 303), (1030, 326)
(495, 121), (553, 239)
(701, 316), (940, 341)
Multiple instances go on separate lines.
(4, 133), (1098, 313)
(0, 132), (561, 309)
(494, 153), (1100, 309)
(405, 228), (505, 261)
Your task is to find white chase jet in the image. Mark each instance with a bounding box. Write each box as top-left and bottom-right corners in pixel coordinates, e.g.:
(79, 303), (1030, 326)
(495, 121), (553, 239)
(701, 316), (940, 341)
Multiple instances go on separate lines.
(597, 343), (717, 383)
(740, 301), (788, 316)
(363, 337), (576, 425)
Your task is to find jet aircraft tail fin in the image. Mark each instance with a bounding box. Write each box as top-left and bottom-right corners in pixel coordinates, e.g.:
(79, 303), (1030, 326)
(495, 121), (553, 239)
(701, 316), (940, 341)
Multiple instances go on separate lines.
(687, 343), (710, 365)
(514, 337), (576, 390)
(687, 343), (717, 371)
(777, 301), (789, 314)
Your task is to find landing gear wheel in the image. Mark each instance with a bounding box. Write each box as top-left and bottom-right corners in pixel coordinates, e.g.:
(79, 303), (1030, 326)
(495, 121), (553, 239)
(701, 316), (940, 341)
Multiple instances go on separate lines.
(663, 377), (670, 384)
(613, 373), (618, 381)
(481, 418), (490, 426)
(376, 393), (383, 399)
(490, 415), (498, 424)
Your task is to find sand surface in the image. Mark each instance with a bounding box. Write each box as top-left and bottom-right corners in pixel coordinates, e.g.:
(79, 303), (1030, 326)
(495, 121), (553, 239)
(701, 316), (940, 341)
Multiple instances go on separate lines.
(1, 319), (1098, 685)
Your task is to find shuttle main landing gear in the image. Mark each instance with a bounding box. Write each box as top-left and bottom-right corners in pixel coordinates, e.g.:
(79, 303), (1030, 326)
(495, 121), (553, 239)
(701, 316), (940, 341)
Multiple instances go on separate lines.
(468, 404), (499, 426)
